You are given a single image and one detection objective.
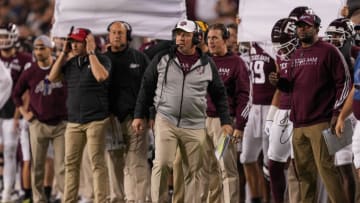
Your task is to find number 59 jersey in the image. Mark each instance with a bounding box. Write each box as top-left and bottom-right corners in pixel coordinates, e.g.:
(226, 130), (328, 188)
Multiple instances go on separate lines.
(249, 42), (276, 105)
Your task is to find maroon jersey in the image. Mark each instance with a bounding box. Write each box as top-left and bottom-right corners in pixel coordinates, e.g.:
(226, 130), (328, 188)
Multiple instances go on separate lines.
(289, 40), (351, 127)
(249, 43), (276, 105)
(13, 63), (67, 125)
(0, 52), (32, 85)
(207, 53), (250, 130)
(276, 57), (292, 110)
(0, 51), (32, 118)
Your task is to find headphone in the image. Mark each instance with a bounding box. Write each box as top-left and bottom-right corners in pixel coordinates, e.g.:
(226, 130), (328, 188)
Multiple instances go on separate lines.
(192, 22), (201, 45)
(172, 20), (201, 45)
(313, 15), (321, 27)
(205, 23), (230, 43)
(107, 21), (133, 41)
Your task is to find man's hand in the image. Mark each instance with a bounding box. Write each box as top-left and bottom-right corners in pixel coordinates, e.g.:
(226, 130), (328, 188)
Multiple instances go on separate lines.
(335, 117), (345, 138)
(232, 129), (243, 143)
(85, 34), (96, 54)
(221, 124), (233, 137)
(264, 120), (273, 137)
(132, 118), (145, 135)
(23, 111), (34, 122)
(62, 39), (71, 54)
(269, 72), (279, 86)
(330, 115), (338, 135)
(19, 106), (34, 122)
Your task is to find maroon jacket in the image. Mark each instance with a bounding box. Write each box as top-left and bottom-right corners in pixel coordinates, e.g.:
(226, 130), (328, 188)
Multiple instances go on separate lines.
(207, 53), (250, 131)
(288, 40), (351, 127)
(13, 62), (67, 125)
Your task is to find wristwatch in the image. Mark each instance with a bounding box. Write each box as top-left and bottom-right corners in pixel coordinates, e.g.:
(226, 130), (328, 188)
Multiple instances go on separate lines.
(88, 50), (95, 55)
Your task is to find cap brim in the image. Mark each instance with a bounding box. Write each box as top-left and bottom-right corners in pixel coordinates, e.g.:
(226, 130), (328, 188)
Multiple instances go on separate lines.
(69, 36), (85, 42)
(174, 27), (192, 33)
(295, 20), (313, 26)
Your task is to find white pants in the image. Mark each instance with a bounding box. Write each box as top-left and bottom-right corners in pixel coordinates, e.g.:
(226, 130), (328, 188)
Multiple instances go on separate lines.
(0, 118), (20, 200)
(267, 109), (293, 162)
(353, 120), (360, 168)
(20, 119), (30, 161)
(241, 104), (270, 165)
(334, 116), (355, 166)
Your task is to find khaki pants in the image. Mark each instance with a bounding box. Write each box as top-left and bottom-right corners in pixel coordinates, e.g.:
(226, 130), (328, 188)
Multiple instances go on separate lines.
(292, 122), (347, 203)
(63, 118), (110, 203)
(122, 116), (149, 202)
(173, 118), (226, 203)
(106, 149), (125, 203)
(151, 114), (206, 203)
(287, 160), (301, 203)
(29, 119), (66, 203)
(79, 145), (94, 201)
(205, 117), (238, 203)
(173, 148), (185, 203)
(173, 141), (222, 203)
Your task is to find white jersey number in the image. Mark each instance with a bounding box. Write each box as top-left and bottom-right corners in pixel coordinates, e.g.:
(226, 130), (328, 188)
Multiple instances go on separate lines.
(250, 61), (265, 84)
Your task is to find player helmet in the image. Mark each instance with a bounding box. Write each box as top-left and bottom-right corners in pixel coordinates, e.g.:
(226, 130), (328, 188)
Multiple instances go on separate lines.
(288, 6), (314, 21)
(325, 18), (355, 48)
(0, 23), (18, 49)
(271, 18), (298, 60)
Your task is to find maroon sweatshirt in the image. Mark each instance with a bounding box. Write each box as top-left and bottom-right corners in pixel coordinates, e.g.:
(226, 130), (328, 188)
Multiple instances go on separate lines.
(289, 40), (351, 127)
(13, 62), (67, 125)
(207, 53), (250, 130)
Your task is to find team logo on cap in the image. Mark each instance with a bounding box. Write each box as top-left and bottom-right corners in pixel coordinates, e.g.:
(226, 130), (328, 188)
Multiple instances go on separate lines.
(180, 21), (187, 26)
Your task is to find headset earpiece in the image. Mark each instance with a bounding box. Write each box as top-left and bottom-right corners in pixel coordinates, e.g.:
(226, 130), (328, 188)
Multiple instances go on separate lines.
(192, 21), (200, 45)
(206, 23), (230, 43)
(222, 24), (230, 40)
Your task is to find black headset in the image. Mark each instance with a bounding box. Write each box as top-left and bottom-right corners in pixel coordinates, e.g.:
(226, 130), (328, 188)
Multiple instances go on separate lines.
(192, 22), (201, 45)
(107, 21), (133, 41)
(205, 23), (230, 44)
(172, 20), (201, 45)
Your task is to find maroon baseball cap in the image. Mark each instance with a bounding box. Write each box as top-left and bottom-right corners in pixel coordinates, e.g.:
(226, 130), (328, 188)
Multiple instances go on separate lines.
(295, 13), (321, 27)
(69, 28), (90, 42)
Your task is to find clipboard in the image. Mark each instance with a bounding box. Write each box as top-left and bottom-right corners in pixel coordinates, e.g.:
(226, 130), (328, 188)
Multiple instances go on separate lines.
(322, 119), (353, 155)
(215, 133), (231, 160)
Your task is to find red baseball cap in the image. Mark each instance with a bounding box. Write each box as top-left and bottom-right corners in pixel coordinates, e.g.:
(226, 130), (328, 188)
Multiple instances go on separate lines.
(69, 28), (90, 42)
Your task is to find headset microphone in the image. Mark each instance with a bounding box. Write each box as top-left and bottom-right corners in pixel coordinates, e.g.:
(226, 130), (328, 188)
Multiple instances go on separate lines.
(67, 26), (74, 40)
